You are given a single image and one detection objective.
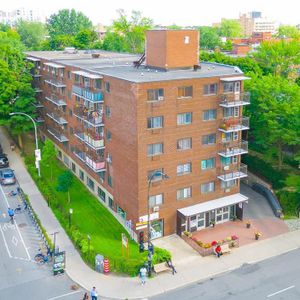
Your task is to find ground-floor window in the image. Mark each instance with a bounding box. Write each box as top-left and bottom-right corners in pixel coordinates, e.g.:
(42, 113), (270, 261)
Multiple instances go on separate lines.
(216, 207), (229, 223)
(79, 170), (84, 181)
(87, 177), (94, 191)
(71, 162), (76, 173)
(63, 155), (69, 166)
(97, 187), (106, 202)
(150, 219), (163, 239)
(109, 197), (114, 210)
(117, 205), (126, 220)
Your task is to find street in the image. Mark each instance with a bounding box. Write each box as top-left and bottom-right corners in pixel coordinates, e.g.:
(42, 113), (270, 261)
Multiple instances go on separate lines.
(0, 180), (85, 300)
(152, 248), (300, 300)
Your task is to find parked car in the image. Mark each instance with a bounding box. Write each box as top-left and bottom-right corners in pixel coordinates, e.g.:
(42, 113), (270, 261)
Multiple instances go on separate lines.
(0, 169), (16, 185)
(0, 154), (9, 168)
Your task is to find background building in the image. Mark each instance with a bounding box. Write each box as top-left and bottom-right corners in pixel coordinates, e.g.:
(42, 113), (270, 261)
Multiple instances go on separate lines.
(0, 7), (45, 25)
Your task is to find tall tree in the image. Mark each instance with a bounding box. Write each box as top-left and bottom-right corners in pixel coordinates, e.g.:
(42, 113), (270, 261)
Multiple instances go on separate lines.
(56, 171), (73, 203)
(101, 31), (126, 52)
(16, 20), (47, 50)
(219, 19), (242, 38)
(47, 9), (93, 38)
(198, 26), (220, 49)
(277, 25), (300, 39)
(41, 139), (57, 180)
(0, 29), (36, 148)
(74, 29), (98, 49)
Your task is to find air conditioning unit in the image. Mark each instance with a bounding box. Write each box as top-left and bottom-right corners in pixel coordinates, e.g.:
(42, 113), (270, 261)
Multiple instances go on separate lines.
(225, 188), (231, 193)
(223, 165), (230, 171)
(158, 96), (164, 101)
(153, 206), (160, 212)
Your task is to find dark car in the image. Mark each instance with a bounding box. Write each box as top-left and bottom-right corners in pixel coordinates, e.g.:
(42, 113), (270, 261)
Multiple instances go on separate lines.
(0, 154), (9, 168)
(0, 169), (16, 185)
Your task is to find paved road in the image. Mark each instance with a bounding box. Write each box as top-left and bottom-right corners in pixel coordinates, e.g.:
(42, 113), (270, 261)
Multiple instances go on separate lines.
(0, 180), (86, 300)
(152, 248), (300, 300)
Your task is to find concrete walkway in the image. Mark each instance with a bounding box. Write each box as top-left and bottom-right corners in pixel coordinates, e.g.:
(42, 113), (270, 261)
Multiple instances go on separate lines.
(1, 127), (300, 300)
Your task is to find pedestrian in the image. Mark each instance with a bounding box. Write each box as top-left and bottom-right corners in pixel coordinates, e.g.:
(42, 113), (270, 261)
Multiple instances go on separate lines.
(167, 260), (177, 275)
(214, 244), (223, 258)
(90, 286), (98, 300)
(82, 292), (89, 300)
(139, 265), (147, 285)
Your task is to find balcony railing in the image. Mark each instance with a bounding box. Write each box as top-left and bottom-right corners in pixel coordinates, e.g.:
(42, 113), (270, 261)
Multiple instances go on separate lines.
(35, 88), (42, 93)
(219, 117), (249, 133)
(218, 140), (248, 157)
(219, 92), (250, 107)
(46, 112), (68, 125)
(73, 106), (104, 127)
(217, 163), (248, 182)
(44, 77), (66, 88)
(72, 85), (103, 102)
(45, 95), (66, 106)
(47, 127), (68, 143)
(74, 132), (105, 150)
(73, 149), (105, 172)
(32, 101), (44, 108)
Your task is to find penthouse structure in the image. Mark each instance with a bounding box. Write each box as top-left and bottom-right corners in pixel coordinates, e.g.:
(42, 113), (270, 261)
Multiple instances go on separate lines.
(27, 30), (249, 239)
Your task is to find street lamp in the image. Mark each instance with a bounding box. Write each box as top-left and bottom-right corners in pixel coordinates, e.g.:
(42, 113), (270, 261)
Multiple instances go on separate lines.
(147, 170), (169, 277)
(69, 208), (73, 228)
(9, 112), (41, 177)
(50, 231), (59, 255)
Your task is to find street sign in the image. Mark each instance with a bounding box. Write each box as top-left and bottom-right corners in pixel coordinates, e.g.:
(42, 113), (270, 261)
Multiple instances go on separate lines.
(121, 233), (128, 248)
(139, 212), (159, 223)
(53, 251), (66, 276)
(136, 224), (147, 230)
(135, 221), (148, 227)
(35, 149), (41, 161)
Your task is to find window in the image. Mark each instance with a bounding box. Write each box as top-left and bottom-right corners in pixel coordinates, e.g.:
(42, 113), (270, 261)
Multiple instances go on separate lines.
(79, 169), (84, 181)
(106, 130), (112, 141)
(98, 171), (105, 182)
(177, 162), (191, 175)
(147, 89), (164, 101)
(105, 106), (111, 118)
(67, 71), (71, 80)
(60, 69), (64, 78)
(177, 112), (192, 125)
(202, 134), (216, 145)
(201, 158), (215, 170)
(83, 77), (90, 88)
(177, 138), (192, 150)
(94, 79), (102, 89)
(69, 127), (73, 134)
(87, 177), (94, 190)
(148, 168), (163, 181)
(147, 143), (163, 156)
(108, 197), (114, 209)
(223, 82), (234, 93)
(147, 116), (163, 129)
(178, 86), (193, 98)
(75, 74), (80, 83)
(221, 156), (231, 166)
(232, 155), (238, 164)
(63, 155), (69, 167)
(203, 109), (216, 121)
(108, 175), (113, 187)
(201, 182), (215, 193)
(149, 194), (163, 207)
(177, 187), (191, 200)
(105, 82), (110, 92)
(71, 162), (76, 173)
(223, 107), (239, 118)
(204, 83), (218, 95)
(221, 179), (237, 189)
(97, 187), (106, 202)
(69, 109), (73, 117)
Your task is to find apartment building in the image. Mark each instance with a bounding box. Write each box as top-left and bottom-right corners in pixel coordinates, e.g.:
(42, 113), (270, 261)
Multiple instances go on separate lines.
(26, 30), (249, 239)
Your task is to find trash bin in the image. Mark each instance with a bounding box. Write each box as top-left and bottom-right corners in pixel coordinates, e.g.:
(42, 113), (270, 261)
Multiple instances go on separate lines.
(95, 254), (104, 273)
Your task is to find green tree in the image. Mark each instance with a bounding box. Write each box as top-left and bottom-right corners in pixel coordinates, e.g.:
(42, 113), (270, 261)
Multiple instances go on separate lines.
(112, 9), (153, 53)
(56, 171), (73, 203)
(16, 20), (47, 50)
(219, 19), (242, 38)
(47, 9), (93, 38)
(41, 139), (57, 180)
(0, 29), (36, 148)
(101, 31), (126, 52)
(277, 25), (300, 39)
(74, 29), (97, 49)
(198, 26), (220, 49)
(48, 35), (75, 50)
(167, 24), (182, 30)
(245, 75), (300, 169)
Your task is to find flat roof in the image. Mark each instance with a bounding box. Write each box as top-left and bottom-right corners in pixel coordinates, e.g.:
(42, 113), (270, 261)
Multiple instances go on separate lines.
(178, 193), (248, 217)
(26, 50), (244, 83)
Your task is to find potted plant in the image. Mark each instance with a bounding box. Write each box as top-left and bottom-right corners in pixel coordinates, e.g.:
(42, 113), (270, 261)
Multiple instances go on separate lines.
(255, 232), (261, 240)
(210, 221), (215, 227)
(246, 220), (251, 228)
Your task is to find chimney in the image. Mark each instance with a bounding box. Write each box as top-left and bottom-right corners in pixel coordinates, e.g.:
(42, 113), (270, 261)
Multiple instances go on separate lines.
(145, 29), (199, 71)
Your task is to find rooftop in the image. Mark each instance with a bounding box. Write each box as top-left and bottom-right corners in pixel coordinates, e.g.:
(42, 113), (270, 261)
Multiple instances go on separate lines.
(26, 50), (244, 83)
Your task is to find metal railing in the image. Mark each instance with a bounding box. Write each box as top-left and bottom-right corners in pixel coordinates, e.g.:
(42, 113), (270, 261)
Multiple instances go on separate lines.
(217, 163), (248, 181)
(44, 77), (66, 88)
(218, 140), (248, 157)
(47, 127), (68, 142)
(220, 92), (250, 107)
(46, 112), (68, 125)
(72, 85), (103, 102)
(219, 117), (250, 132)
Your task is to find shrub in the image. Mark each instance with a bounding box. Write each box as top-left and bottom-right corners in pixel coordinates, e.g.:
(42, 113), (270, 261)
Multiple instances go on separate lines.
(276, 190), (300, 217)
(203, 243), (212, 249)
(196, 240), (203, 247)
(152, 247), (171, 265)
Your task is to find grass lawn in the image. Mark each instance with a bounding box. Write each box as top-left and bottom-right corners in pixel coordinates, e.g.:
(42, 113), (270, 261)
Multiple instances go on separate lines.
(21, 133), (148, 275)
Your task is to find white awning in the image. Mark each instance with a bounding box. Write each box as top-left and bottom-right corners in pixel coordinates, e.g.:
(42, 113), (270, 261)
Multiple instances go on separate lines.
(44, 62), (65, 68)
(27, 57), (40, 62)
(178, 193), (248, 217)
(72, 70), (103, 79)
(220, 76), (251, 82)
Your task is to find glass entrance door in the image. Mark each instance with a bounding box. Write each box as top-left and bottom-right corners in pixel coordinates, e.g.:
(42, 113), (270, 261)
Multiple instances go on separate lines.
(197, 212), (205, 230)
(216, 207), (229, 224)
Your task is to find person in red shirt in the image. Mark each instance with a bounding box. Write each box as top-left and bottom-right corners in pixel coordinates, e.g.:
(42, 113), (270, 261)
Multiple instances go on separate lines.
(215, 245), (222, 258)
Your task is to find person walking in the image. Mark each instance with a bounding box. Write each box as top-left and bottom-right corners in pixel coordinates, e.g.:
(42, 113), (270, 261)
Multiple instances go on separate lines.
(140, 265), (147, 285)
(82, 292), (89, 300)
(90, 287), (98, 300)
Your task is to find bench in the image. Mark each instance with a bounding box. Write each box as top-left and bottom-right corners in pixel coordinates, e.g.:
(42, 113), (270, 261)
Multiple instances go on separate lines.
(153, 262), (170, 274)
(221, 244), (231, 254)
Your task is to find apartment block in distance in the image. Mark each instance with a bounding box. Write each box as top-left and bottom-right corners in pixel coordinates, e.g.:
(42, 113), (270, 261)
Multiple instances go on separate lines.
(26, 30), (250, 240)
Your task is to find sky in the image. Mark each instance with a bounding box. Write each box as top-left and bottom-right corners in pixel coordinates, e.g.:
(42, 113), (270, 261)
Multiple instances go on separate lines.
(1, 0), (299, 26)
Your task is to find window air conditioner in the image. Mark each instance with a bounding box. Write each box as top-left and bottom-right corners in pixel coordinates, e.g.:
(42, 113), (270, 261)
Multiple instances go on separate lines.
(158, 96), (164, 101)
(153, 206), (160, 212)
(225, 188), (231, 193)
(223, 165), (230, 171)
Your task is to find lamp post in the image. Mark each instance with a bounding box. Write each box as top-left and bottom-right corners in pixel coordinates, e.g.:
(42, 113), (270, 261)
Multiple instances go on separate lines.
(69, 208), (73, 228)
(51, 231), (59, 255)
(9, 112), (41, 177)
(147, 170), (169, 277)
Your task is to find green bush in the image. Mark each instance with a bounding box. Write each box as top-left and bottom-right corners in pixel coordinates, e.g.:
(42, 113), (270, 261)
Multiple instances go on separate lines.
(276, 190), (300, 217)
(152, 247), (172, 265)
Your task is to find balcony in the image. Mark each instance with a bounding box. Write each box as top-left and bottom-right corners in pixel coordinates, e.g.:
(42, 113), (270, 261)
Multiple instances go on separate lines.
(45, 95), (66, 106)
(47, 127), (68, 143)
(35, 88), (42, 93)
(32, 101), (44, 108)
(73, 149), (106, 172)
(75, 132), (105, 150)
(218, 140), (248, 157)
(44, 77), (66, 88)
(46, 112), (68, 125)
(72, 85), (103, 102)
(219, 117), (249, 133)
(219, 92), (250, 107)
(217, 163), (248, 182)
(73, 106), (104, 127)
(34, 117), (45, 123)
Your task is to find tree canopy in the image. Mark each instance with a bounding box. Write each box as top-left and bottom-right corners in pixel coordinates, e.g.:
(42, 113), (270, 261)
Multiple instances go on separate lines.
(277, 25), (300, 39)
(218, 19), (242, 38)
(198, 26), (220, 49)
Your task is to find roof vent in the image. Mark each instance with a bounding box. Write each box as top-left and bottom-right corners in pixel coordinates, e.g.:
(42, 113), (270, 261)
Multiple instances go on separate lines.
(63, 47), (77, 54)
(92, 53), (100, 58)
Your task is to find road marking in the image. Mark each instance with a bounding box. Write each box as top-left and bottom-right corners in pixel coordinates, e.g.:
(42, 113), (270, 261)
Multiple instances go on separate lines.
(0, 184), (10, 207)
(2, 213), (6, 218)
(12, 235), (18, 246)
(267, 285), (295, 297)
(47, 290), (82, 300)
(0, 225), (12, 258)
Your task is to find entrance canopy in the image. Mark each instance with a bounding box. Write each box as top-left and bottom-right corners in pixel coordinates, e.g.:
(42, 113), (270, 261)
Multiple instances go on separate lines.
(178, 193), (248, 217)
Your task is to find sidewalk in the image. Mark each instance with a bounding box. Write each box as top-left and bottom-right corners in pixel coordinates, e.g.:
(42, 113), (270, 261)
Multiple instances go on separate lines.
(1, 127), (300, 299)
